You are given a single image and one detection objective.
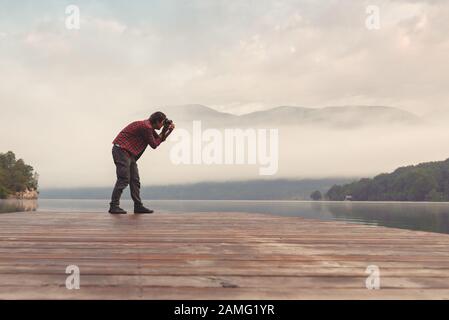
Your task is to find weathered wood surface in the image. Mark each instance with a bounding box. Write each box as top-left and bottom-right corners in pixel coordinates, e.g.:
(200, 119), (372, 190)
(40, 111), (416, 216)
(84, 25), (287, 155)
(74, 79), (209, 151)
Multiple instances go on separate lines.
(1, 211), (449, 299)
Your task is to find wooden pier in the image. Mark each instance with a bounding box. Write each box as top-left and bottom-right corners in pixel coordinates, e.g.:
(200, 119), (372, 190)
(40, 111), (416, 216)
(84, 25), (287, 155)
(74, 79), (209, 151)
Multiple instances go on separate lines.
(1, 211), (449, 299)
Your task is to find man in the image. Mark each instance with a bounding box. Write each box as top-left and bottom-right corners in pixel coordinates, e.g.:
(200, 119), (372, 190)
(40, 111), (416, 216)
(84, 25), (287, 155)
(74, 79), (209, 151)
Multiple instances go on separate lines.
(109, 111), (175, 214)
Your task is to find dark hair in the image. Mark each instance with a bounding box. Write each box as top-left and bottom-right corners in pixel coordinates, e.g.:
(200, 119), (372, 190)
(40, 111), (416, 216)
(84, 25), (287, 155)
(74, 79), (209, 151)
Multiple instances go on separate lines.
(149, 111), (166, 126)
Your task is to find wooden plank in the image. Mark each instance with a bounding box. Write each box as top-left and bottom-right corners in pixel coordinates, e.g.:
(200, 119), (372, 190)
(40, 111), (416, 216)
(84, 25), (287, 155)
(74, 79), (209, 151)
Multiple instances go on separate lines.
(1, 274), (449, 289)
(0, 211), (449, 299)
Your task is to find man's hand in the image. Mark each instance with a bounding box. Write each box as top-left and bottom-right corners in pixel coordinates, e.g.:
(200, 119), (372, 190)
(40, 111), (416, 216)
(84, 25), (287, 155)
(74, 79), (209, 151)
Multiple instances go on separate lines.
(161, 123), (175, 141)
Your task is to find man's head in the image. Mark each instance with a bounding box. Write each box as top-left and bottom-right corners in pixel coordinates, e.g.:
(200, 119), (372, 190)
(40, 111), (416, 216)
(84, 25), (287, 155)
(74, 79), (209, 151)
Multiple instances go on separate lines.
(149, 111), (166, 130)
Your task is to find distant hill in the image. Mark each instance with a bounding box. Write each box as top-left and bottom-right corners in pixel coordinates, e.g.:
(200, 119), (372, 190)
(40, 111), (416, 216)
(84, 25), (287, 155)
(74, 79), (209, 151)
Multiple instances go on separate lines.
(39, 178), (352, 200)
(139, 104), (422, 129)
(238, 105), (421, 128)
(326, 158), (449, 201)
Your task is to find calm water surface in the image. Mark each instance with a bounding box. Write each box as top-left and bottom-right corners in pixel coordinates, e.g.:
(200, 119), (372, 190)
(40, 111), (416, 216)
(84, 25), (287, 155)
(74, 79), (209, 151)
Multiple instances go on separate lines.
(2, 199), (449, 235)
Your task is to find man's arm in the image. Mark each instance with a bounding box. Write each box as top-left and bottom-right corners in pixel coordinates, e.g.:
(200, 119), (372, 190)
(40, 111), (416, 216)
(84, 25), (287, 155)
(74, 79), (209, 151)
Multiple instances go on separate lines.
(161, 123), (175, 141)
(160, 127), (174, 141)
(145, 123), (175, 148)
(145, 128), (163, 149)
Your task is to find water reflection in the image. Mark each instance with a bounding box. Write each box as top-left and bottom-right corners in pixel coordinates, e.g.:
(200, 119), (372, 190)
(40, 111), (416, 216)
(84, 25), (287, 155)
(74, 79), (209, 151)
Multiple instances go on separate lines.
(0, 199), (38, 213)
(320, 202), (449, 234)
(35, 199), (449, 235)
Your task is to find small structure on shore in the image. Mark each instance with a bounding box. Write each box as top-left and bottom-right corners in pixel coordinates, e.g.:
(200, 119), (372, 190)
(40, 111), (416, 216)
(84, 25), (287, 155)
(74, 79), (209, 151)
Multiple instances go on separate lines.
(7, 188), (39, 200)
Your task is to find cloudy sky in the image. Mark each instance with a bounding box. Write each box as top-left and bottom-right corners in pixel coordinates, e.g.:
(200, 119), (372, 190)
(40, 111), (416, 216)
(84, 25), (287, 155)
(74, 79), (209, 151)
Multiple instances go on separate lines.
(1, 0), (448, 188)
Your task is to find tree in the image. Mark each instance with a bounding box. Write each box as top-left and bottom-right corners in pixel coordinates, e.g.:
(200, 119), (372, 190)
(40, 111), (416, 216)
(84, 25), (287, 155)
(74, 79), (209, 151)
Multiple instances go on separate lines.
(0, 185), (8, 199)
(425, 189), (445, 202)
(310, 190), (322, 201)
(326, 157), (449, 202)
(0, 151), (38, 198)
(326, 185), (346, 201)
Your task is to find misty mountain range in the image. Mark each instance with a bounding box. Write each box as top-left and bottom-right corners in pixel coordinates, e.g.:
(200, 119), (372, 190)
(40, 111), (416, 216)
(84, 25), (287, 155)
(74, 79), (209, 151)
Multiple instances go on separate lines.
(39, 178), (352, 200)
(44, 104), (423, 198)
(140, 104), (422, 128)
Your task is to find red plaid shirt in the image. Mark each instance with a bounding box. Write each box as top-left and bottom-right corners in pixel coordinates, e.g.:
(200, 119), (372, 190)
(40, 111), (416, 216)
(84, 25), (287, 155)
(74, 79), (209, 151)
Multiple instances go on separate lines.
(113, 119), (163, 159)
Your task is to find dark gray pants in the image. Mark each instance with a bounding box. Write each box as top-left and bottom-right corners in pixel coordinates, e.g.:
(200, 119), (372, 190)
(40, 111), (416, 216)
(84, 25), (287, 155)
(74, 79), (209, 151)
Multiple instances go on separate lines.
(110, 146), (143, 207)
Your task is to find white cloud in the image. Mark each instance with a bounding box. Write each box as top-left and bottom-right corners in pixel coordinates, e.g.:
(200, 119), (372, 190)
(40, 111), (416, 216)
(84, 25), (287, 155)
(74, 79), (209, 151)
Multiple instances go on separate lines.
(1, 0), (449, 187)
(88, 17), (127, 34)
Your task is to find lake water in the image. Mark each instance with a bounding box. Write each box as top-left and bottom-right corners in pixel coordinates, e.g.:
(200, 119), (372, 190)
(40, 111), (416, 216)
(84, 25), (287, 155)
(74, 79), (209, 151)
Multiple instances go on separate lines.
(2, 199), (449, 235)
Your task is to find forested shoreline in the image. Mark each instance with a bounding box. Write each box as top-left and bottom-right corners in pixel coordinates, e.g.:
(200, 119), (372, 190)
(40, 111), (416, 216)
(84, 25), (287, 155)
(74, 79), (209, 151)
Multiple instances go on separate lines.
(0, 151), (38, 199)
(326, 158), (449, 201)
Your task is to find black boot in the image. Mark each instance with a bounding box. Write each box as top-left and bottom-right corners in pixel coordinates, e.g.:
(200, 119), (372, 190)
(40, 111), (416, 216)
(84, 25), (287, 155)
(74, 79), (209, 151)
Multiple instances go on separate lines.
(109, 205), (127, 214)
(134, 204), (154, 214)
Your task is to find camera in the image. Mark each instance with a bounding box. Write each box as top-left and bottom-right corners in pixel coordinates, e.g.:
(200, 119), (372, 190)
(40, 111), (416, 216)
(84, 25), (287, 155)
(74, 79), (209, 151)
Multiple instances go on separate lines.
(163, 118), (173, 128)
